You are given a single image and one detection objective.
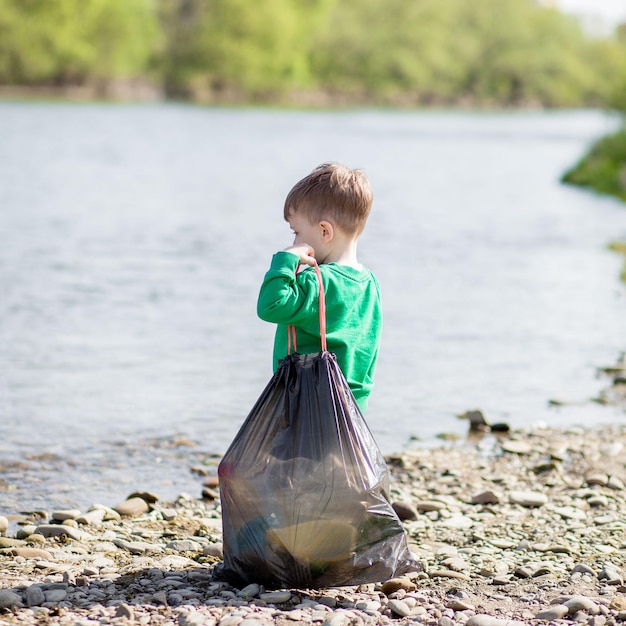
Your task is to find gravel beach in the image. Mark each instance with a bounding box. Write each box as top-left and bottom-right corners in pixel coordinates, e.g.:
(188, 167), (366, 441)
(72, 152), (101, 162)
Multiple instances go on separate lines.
(3, 402), (626, 626)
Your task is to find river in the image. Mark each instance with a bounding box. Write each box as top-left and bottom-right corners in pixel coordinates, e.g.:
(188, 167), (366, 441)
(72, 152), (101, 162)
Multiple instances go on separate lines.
(1, 103), (625, 511)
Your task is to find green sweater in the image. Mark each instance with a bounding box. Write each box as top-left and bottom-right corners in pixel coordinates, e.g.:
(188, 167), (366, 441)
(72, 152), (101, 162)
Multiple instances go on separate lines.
(257, 251), (382, 412)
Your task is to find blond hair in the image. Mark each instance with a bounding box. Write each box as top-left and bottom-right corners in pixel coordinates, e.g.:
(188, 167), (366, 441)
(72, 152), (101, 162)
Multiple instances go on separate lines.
(284, 163), (373, 235)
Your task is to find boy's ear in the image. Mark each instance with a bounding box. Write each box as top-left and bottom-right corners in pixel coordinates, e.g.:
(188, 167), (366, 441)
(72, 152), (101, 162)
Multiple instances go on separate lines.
(319, 220), (334, 242)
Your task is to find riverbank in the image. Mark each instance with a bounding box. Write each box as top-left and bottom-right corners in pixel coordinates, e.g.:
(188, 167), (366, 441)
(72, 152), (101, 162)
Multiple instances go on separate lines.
(561, 127), (626, 204)
(2, 415), (626, 625)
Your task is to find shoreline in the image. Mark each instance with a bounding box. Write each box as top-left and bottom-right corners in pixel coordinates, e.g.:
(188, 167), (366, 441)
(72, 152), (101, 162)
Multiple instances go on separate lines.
(2, 419), (626, 625)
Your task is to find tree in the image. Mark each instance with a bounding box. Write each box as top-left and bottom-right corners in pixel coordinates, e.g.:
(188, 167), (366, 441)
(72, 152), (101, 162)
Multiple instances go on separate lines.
(0, 0), (161, 86)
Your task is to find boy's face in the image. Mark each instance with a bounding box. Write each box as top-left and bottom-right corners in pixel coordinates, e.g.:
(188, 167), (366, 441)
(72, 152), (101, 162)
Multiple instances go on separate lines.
(287, 210), (327, 254)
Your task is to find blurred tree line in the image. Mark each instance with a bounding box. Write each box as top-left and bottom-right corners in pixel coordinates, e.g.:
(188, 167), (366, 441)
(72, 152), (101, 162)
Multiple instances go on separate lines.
(1, 0), (626, 108)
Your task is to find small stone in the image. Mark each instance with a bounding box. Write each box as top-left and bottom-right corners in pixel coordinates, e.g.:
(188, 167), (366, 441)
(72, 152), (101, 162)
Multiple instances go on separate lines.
(586, 474), (609, 486)
(44, 589), (67, 603)
(127, 491), (159, 504)
(429, 570), (471, 581)
(324, 613), (350, 626)
(471, 490), (501, 505)
(440, 514), (474, 529)
(0, 589), (22, 609)
(153, 590), (168, 605)
(203, 475), (220, 489)
(76, 509), (106, 525)
(392, 501), (419, 520)
(167, 539), (202, 552)
(0, 516), (8, 534)
(114, 497), (150, 517)
(91, 504), (121, 521)
(113, 538), (161, 554)
(610, 598), (626, 611)
(594, 514), (617, 525)
(535, 605), (569, 620)
(179, 610), (209, 626)
(415, 500), (447, 512)
(564, 595), (600, 615)
(34, 524), (88, 541)
(260, 591), (292, 604)
(598, 564), (623, 583)
(0, 537), (26, 548)
(388, 599), (411, 617)
(51, 509), (81, 522)
(381, 578), (416, 595)
(16, 525), (37, 539)
(514, 566), (533, 579)
(500, 440), (532, 454)
(532, 565), (553, 577)
(587, 495), (609, 507)
(116, 603), (134, 619)
(571, 563), (595, 576)
(25, 585), (45, 607)
(237, 584), (260, 599)
(553, 506), (586, 520)
(355, 600), (381, 613)
(203, 543), (223, 558)
(446, 598), (475, 611)
(441, 556), (470, 572)
(10, 547), (53, 560)
(509, 491), (548, 507)
(607, 476), (625, 490)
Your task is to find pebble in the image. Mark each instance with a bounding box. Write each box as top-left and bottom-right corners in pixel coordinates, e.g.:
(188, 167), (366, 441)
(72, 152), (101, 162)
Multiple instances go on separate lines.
(508, 490), (548, 507)
(500, 440), (532, 454)
(76, 508), (107, 525)
(259, 592), (292, 604)
(25, 585), (45, 607)
(0, 589), (22, 609)
(0, 537), (26, 548)
(34, 523), (88, 541)
(471, 490), (501, 505)
(535, 604), (569, 620)
(9, 547), (53, 559)
(0, 515), (8, 533)
(392, 501), (419, 520)
(114, 496), (150, 516)
(52, 508), (81, 521)
(381, 577), (415, 594)
(387, 599), (411, 617)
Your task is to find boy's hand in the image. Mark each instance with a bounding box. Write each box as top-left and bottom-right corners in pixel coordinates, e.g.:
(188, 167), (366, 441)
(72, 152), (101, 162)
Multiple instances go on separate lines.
(284, 243), (316, 266)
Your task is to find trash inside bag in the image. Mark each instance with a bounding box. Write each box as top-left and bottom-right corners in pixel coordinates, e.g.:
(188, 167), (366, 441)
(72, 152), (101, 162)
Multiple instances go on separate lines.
(216, 350), (419, 588)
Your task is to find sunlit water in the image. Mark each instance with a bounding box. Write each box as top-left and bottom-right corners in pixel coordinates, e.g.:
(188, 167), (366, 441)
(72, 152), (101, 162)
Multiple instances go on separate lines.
(1, 103), (625, 512)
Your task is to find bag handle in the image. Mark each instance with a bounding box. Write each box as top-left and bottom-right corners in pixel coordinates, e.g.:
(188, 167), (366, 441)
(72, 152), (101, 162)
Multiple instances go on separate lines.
(287, 261), (327, 354)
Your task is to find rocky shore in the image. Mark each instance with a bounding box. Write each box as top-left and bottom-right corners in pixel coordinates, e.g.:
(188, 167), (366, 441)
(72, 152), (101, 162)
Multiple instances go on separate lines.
(2, 416), (626, 626)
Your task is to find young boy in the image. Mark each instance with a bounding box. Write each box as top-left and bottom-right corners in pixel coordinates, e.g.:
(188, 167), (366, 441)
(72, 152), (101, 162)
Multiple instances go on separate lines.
(257, 162), (381, 412)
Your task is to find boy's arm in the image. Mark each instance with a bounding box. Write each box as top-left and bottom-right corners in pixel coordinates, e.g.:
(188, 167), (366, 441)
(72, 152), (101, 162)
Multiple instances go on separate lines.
(257, 250), (318, 325)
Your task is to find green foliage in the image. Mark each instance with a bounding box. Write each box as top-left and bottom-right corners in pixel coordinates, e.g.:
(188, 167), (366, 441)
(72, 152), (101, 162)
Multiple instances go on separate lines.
(160, 0), (323, 100)
(0, 0), (162, 86)
(0, 0), (625, 106)
(562, 130), (626, 201)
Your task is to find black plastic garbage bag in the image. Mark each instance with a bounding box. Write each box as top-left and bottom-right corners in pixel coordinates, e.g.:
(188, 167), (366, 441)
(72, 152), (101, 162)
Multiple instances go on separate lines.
(216, 349), (419, 588)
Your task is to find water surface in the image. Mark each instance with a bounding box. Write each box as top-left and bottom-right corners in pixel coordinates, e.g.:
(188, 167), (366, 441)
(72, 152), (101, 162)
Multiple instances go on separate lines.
(1, 103), (625, 511)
